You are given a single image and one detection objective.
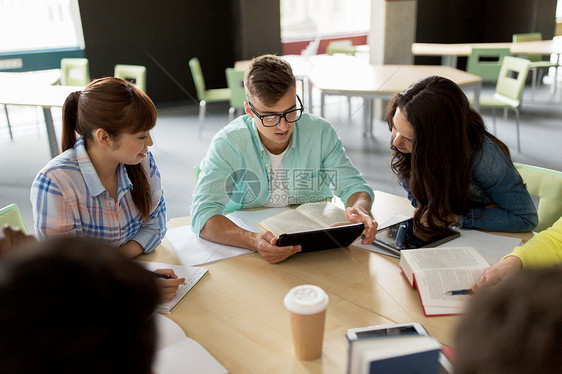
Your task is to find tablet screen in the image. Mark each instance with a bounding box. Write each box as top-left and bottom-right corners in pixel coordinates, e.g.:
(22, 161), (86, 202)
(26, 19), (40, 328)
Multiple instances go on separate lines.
(373, 218), (459, 255)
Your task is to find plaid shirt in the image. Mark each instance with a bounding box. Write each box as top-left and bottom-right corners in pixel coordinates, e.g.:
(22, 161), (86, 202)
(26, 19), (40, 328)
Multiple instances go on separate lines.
(31, 137), (167, 253)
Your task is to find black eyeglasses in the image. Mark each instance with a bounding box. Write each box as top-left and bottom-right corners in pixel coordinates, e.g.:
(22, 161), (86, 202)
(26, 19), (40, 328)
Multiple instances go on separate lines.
(247, 95), (304, 127)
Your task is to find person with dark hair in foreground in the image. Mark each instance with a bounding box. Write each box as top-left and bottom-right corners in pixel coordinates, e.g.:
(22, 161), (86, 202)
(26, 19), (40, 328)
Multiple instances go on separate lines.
(0, 237), (159, 374)
(455, 267), (562, 374)
(387, 75), (537, 236)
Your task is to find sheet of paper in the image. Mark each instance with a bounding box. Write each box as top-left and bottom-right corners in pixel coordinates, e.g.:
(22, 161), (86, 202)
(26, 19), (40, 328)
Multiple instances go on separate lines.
(166, 226), (253, 266)
(437, 229), (523, 265)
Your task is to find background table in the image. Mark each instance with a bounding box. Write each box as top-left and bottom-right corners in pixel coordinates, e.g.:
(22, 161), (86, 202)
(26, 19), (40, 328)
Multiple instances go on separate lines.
(0, 70), (79, 158)
(412, 39), (562, 67)
(140, 190), (532, 373)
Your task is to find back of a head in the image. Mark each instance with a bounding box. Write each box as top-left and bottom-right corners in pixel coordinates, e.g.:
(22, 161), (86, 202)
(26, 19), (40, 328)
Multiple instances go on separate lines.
(244, 54), (296, 106)
(0, 237), (159, 374)
(454, 267), (562, 374)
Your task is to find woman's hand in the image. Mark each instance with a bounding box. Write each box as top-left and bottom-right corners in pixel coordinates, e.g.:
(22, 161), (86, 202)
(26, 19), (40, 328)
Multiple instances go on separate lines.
(471, 256), (523, 293)
(154, 268), (186, 303)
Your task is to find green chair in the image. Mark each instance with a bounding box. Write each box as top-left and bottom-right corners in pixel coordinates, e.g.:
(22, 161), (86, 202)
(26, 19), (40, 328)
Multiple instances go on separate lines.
(225, 68), (246, 122)
(189, 57), (231, 138)
(512, 33), (559, 100)
(466, 48), (511, 83)
(61, 58), (90, 86)
(114, 64), (147, 92)
(475, 56), (531, 153)
(0, 204), (28, 234)
(326, 39), (357, 56)
(514, 163), (562, 232)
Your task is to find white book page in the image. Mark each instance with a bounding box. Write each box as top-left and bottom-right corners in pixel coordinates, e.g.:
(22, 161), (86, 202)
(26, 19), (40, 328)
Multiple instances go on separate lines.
(136, 261), (208, 314)
(402, 247), (489, 273)
(259, 208), (322, 236)
(415, 267), (483, 308)
(295, 202), (349, 227)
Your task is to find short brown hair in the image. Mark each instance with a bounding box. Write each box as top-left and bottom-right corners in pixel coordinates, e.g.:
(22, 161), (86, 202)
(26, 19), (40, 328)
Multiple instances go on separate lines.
(244, 54), (296, 106)
(454, 267), (562, 374)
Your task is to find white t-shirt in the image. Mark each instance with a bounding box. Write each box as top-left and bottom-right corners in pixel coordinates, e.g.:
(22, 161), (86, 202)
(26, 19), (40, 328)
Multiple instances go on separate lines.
(265, 149), (290, 207)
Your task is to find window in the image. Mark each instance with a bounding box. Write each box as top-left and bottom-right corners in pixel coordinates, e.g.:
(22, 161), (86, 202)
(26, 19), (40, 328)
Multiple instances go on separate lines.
(0, 0), (84, 53)
(280, 0), (370, 39)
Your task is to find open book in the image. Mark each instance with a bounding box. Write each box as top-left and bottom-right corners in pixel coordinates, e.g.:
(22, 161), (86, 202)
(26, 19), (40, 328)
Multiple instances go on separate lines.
(259, 202), (349, 237)
(399, 247), (489, 316)
(137, 261), (208, 314)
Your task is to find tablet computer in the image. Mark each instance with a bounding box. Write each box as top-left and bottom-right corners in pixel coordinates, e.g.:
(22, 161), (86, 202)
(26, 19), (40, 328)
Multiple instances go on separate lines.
(372, 218), (460, 257)
(276, 223), (365, 253)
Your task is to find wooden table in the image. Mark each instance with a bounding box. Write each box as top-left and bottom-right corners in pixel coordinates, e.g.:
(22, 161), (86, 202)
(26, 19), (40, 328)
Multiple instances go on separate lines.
(412, 39), (562, 67)
(140, 190), (532, 373)
(0, 71), (79, 158)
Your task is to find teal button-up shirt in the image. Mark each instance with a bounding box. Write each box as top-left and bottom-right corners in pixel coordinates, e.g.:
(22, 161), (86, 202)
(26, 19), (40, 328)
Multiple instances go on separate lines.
(190, 113), (374, 235)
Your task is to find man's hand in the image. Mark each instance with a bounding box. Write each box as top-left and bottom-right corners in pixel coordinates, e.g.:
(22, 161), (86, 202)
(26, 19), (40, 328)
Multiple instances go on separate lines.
(252, 231), (301, 264)
(345, 206), (378, 244)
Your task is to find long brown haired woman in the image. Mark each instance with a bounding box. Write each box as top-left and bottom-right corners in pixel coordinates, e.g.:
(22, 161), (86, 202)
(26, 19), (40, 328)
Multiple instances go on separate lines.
(387, 75), (537, 235)
(30, 77), (183, 300)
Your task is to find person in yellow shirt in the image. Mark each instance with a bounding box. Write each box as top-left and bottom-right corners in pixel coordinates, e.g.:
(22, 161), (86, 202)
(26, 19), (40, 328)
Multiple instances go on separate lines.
(473, 216), (562, 291)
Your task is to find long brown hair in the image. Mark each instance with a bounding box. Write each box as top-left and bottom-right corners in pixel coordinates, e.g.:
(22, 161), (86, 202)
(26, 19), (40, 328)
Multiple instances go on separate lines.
(61, 77), (157, 219)
(386, 76), (511, 234)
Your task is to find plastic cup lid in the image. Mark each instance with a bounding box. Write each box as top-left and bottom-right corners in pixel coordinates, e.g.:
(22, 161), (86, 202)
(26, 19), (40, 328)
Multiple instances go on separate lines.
(284, 284), (329, 315)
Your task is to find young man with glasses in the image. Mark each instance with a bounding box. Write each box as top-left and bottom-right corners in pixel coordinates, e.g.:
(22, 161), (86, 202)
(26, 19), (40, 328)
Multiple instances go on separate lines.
(191, 54), (376, 263)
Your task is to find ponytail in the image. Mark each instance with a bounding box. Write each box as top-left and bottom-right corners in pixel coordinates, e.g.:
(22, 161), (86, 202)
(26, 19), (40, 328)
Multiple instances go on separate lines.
(61, 91), (81, 152)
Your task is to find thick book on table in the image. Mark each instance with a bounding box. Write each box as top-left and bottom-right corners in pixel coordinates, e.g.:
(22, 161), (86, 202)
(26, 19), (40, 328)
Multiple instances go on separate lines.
(259, 202), (364, 252)
(347, 334), (442, 374)
(259, 202), (349, 236)
(399, 247), (489, 316)
(137, 261), (208, 314)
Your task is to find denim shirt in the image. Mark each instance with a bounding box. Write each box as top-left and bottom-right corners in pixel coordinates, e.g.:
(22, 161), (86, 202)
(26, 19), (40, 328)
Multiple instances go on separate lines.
(402, 139), (538, 233)
(190, 113), (374, 235)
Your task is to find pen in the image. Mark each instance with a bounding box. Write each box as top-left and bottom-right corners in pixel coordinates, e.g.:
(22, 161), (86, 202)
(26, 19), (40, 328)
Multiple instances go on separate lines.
(445, 289), (474, 296)
(152, 271), (173, 280)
